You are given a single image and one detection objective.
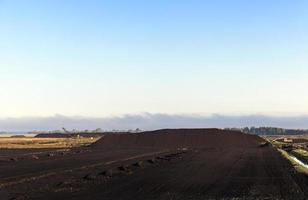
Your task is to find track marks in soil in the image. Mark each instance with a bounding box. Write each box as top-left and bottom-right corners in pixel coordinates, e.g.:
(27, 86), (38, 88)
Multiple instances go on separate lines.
(0, 150), (182, 189)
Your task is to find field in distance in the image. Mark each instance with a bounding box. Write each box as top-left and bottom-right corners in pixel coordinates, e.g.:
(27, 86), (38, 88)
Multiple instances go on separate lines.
(0, 136), (100, 149)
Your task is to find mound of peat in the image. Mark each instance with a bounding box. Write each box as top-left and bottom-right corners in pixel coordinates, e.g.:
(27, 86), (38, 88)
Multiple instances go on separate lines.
(92, 129), (263, 149)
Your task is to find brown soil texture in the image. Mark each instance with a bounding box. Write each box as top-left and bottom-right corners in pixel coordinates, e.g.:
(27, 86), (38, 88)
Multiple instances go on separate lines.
(1, 129), (308, 200)
(92, 129), (263, 148)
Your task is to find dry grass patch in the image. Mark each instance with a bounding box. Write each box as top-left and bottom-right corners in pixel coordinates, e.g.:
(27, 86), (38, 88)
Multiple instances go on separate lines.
(278, 149), (308, 175)
(0, 137), (100, 149)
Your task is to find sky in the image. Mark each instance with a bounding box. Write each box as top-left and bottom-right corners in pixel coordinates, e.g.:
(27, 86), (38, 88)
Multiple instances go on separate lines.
(0, 0), (308, 129)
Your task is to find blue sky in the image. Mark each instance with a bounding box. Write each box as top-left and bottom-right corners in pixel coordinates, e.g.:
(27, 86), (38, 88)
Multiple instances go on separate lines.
(0, 0), (308, 118)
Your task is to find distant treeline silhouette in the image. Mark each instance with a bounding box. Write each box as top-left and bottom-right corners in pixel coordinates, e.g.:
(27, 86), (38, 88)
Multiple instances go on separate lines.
(225, 127), (308, 135)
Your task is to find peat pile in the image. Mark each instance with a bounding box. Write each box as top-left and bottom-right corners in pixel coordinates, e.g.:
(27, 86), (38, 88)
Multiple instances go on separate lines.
(92, 128), (263, 149)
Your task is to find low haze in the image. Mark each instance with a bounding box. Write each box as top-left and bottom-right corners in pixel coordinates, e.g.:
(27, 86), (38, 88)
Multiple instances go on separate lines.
(1, 114), (308, 132)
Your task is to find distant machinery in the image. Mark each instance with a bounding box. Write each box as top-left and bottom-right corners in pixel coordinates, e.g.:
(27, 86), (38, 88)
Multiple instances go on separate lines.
(62, 127), (70, 134)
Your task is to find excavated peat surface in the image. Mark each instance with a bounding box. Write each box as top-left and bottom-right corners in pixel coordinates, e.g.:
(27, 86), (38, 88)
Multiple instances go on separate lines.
(0, 129), (308, 200)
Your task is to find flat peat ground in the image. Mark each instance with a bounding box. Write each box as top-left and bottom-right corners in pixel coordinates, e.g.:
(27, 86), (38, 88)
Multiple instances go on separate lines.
(0, 129), (308, 200)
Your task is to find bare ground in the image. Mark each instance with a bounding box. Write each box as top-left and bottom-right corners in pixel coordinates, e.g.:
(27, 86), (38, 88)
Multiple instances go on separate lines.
(0, 129), (307, 200)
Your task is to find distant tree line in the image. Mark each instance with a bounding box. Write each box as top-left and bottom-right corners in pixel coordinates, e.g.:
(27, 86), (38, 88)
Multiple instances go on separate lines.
(224, 127), (308, 135)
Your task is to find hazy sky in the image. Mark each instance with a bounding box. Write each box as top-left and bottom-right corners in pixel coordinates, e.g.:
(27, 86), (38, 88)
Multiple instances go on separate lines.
(1, 0), (308, 118)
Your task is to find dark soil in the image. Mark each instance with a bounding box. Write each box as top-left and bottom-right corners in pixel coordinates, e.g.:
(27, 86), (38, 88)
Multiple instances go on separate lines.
(1, 129), (307, 200)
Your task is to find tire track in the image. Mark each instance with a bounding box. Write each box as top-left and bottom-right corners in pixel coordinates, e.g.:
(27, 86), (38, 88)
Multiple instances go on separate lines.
(0, 149), (171, 189)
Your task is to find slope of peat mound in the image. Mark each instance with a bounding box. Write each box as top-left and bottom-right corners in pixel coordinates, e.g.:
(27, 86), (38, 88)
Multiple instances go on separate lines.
(92, 128), (263, 149)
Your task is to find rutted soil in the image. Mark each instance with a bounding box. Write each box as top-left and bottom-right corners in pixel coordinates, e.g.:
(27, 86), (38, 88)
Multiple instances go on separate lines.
(0, 129), (307, 200)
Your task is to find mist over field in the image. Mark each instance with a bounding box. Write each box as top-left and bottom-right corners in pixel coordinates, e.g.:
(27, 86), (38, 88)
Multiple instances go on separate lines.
(1, 114), (308, 132)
